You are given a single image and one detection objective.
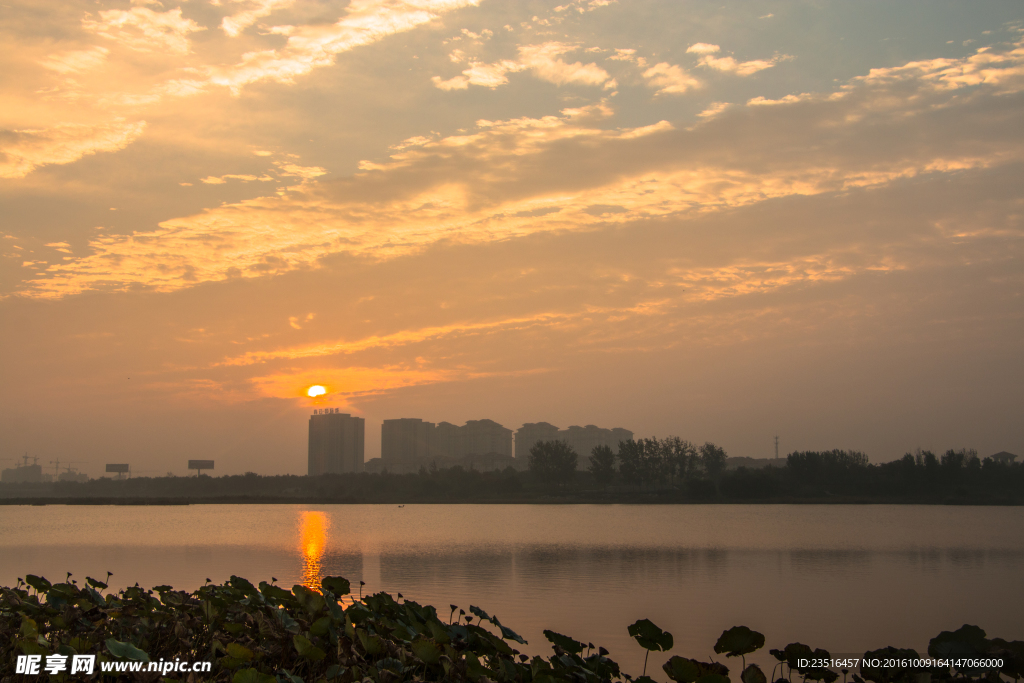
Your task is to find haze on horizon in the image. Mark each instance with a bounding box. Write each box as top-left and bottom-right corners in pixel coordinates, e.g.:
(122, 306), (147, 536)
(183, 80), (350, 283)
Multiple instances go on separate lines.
(1, 0), (1022, 477)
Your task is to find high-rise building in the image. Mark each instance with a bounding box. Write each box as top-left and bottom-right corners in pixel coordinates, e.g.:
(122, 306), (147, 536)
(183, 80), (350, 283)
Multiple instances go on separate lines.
(367, 418), (515, 472)
(382, 418), (434, 463)
(308, 409), (364, 475)
(431, 421), (460, 459)
(514, 422), (561, 459)
(561, 425), (633, 467)
(514, 423), (633, 468)
(457, 419), (513, 458)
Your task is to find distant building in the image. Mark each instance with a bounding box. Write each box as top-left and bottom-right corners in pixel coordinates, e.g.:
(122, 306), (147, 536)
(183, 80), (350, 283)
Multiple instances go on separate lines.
(514, 422), (561, 459)
(458, 419), (513, 459)
(514, 423), (633, 469)
(560, 425), (633, 467)
(990, 451), (1018, 464)
(432, 422), (460, 459)
(57, 469), (89, 483)
(1, 462), (45, 484)
(382, 418), (434, 464)
(372, 418), (515, 473)
(308, 409), (364, 475)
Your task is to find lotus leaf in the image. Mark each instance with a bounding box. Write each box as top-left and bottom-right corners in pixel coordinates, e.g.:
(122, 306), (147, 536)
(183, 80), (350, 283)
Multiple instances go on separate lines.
(277, 670), (304, 683)
(928, 624), (988, 659)
(106, 637), (150, 662)
(25, 574), (51, 593)
(715, 626), (765, 657)
(663, 656), (729, 683)
(664, 656), (703, 682)
(377, 656), (405, 674)
(293, 634), (326, 662)
(628, 619), (674, 652)
(497, 622), (528, 645)
(989, 638), (1024, 679)
(259, 582), (294, 605)
(697, 674), (731, 683)
(310, 615), (332, 637)
(227, 643), (255, 661)
(87, 576), (110, 590)
(412, 637), (442, 665)
(321, 576), (351, 596)
(781, 643), (814, 671)
(357, 629), (386, 656)
(741, 664), (767, 683)
(232, 669), (276, 683)
(544, 629), (585, 654)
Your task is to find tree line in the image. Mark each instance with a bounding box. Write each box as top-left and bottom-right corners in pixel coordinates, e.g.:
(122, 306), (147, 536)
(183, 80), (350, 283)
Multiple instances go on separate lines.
(0, 443), (1018, 503)
(527, 438), (1021, 501)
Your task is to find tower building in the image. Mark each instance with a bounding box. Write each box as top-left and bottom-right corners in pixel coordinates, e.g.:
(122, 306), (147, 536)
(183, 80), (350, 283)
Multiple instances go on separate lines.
(308, 409), (364, 475)
(381, 418), (434, 463)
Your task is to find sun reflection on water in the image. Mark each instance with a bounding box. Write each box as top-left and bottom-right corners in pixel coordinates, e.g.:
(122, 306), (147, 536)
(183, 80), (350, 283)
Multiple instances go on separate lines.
(299, 511), (329, 591)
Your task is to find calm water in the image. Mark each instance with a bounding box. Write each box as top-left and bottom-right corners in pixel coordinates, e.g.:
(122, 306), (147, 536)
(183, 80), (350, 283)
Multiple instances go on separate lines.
(1, 504), (1021, 675)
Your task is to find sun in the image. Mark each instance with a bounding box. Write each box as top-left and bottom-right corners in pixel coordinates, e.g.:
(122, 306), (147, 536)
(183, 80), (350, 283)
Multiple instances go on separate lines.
(307, 385), (326, 397)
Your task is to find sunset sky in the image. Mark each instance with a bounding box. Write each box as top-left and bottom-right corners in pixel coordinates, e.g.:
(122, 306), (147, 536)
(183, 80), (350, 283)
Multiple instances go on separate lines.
(2, 0), (1022, 476)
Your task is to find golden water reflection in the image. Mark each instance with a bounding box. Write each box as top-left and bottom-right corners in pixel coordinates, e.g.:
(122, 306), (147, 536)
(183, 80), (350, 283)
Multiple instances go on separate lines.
(299, 511), (329, 591)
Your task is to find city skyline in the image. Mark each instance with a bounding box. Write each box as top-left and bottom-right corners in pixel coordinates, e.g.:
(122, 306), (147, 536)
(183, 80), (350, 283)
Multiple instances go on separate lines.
(2, 1), (1023, 476)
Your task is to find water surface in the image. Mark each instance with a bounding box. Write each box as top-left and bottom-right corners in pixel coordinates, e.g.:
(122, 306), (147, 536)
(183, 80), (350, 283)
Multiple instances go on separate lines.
(2, 504), (1020, 675)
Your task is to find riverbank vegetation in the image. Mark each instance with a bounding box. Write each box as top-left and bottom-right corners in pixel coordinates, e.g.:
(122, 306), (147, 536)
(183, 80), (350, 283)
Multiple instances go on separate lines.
(0, 443), (1020, 505)
(2, 573), (1024, 679)
(2, 574), (1022, 683)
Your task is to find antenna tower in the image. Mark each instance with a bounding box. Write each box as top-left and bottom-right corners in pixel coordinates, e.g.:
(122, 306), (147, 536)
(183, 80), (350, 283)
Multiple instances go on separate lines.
(774, 435), (779, 460)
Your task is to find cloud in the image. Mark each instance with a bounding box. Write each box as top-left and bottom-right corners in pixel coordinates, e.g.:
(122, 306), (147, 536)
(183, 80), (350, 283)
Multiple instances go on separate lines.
(249, 365), (454, 401)
(3, 0), (480, 179)
(82, 6), (206, 55)
(40, 47), (110, 74)
(698, 54), (779, 76)
(697, 101), (730, 119)
(201, 174), (275, 184)
(685, 43), (788, 76)
(518, 42), (611, 86)
(13, 38), (1024, 299)
(431, 42), (612, 90)
(643, 62), (701, 94)
(432, 60), (524, 90)
(220, 0), (296, 37)
(223, 312), (576, 366)
(855, 40), (1024, 93)
(0, 120), (147, 179)
(202, 0), (482, 94)
(686, 43), (720, 55)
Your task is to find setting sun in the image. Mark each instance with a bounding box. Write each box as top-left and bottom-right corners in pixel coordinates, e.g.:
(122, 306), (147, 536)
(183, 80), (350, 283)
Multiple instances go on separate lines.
(307, 385), (326, 398)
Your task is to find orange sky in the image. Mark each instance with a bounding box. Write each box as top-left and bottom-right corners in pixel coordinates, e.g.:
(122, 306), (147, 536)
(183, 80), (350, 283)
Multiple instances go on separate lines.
(1, 0), (1022, 475)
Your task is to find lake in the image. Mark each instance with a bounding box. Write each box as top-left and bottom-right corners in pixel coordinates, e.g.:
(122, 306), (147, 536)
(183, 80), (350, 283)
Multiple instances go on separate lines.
(1, 504), (1021, 676)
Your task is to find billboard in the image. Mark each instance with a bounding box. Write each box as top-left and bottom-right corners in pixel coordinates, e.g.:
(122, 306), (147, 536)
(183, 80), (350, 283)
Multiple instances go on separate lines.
(188, 460), (215, 470)
(105, 464), (130, 473)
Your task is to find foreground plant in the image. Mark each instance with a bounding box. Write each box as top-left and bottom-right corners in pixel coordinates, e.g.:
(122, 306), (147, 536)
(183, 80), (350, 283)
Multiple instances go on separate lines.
(1, 575), (1021, 683)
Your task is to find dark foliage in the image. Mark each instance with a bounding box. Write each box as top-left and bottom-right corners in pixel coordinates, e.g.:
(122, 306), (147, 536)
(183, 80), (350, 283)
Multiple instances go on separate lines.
(2, 444), (1021, 505)
(4, 577), (1020, 683)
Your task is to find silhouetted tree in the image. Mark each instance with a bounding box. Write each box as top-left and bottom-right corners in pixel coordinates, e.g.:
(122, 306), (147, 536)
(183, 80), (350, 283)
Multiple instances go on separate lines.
(663, 437), (698, 483)
(528, 440), (578, 488)
(699, 442), (728, 493)
(617, 439), (662, 489)
(589, 444), (616, 487)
